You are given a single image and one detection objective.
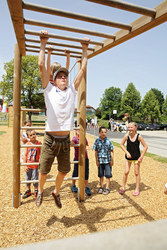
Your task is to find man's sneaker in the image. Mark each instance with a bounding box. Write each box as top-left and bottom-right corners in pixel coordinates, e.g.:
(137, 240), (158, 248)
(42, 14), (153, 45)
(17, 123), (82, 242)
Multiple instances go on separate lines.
(85, 187), (91, 196)
(51, 192), (62, 208)
(36, 193), (43, 207)
(22, 190), (31, 199)
(71, 185), (78, 193)
(34, 190), (38, 198)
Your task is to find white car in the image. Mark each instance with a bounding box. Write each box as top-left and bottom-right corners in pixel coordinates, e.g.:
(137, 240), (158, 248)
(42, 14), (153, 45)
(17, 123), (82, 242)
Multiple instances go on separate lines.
(119, 123), (127, 131)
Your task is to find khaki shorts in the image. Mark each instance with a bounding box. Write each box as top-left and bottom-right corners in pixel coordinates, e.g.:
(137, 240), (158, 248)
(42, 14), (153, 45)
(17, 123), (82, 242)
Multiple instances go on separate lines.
(39, 132), (70, 174)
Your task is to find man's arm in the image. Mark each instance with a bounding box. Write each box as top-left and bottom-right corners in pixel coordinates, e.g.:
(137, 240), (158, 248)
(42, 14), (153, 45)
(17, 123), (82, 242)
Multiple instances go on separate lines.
(38, 30), (50, 89)
(74, 37), (90, 91)
(65, 49), (70, 70)
(47, 45), (54, 78)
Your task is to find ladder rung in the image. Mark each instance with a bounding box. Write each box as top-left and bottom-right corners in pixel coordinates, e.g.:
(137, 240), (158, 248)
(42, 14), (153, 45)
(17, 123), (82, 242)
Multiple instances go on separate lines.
(20, 177), (79, 184)
(21, 126), (45, 130)
(20, 160), (79, 166)
(20, 144), (42, 148)
(20, 108), (45, 112)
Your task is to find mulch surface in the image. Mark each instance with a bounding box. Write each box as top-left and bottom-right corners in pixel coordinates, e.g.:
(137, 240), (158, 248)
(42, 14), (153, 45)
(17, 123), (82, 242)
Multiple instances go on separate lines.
(0, 126), (167, 248)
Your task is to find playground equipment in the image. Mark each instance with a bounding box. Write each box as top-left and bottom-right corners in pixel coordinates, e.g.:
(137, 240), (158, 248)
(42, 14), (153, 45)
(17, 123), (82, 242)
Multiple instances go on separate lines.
(7, 0), (167, 208)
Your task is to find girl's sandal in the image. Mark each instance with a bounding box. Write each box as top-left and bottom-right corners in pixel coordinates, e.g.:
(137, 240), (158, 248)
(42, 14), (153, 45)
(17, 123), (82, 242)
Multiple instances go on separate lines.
(133, 191), (140, 196)
(119, 189), (125, 195)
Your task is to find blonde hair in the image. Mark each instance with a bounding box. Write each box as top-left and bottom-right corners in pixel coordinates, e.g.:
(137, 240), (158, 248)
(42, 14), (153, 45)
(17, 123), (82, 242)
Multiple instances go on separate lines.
(128, 122), (137, 133)
(129, 122), (137, 127)
(50, 62), (61, 76)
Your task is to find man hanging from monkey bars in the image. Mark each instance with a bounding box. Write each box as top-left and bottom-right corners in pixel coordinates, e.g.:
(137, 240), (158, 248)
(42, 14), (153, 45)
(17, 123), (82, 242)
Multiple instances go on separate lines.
(36, 30), (90, 208)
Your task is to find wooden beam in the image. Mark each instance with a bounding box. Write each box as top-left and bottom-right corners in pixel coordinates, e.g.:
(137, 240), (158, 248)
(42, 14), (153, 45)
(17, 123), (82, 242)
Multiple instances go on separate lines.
(25, 29), (104, 46)
(85, 0), (156, 17)
(25, 44), (82, 55)
(25, 38), (95, 51)
(7, 0), (25, 55)
(26, 48), (82, 59)
(24, 18), (115, 39)
(23, 1), (131, 30)
(87, 0), (167, 59)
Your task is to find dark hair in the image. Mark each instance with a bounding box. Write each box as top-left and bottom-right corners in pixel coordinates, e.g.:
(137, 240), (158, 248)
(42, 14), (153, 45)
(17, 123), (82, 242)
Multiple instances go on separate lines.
(26, 129), (32, 136)
(99, 126), (107, 133)
(24, 120), (32, 125)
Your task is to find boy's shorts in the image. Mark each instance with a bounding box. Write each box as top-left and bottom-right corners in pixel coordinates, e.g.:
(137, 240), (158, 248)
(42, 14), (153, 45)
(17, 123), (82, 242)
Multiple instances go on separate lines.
(98, 163), (112, 178)
(39, 132), (70, 174)
(72, 158), (89, 180)
(25, 168), (38, 188)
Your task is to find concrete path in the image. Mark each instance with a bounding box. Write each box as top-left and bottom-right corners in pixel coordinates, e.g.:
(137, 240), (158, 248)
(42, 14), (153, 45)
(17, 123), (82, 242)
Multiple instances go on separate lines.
(5, 219), (167, 250)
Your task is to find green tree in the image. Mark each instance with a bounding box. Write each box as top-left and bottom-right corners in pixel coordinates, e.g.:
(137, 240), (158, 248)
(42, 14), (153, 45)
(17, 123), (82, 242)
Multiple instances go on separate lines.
(99, 87), (122, 119)
(162, 95), (167, 120)
(0, 55), (45, 114)
(0, 59), (14, 102)
(95, 107), (101, 119)
(121, 82), (141, 121)
(141, 90), (161, 123)
(151, 88), (164, 114)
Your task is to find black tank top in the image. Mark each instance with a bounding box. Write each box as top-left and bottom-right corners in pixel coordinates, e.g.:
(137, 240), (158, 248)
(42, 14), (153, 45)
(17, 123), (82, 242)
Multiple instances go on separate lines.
(125, 133), (141, 160)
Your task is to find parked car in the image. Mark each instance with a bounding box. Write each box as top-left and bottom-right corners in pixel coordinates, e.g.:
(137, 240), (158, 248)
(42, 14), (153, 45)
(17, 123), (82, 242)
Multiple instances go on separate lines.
(159, 124), (167, 130)
(145, 123), (160, 131)
(137, 123), (147, 130)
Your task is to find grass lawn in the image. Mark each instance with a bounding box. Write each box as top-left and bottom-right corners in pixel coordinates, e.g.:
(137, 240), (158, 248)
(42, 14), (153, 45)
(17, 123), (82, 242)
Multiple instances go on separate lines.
(112, 141), (167, 164)
(0, 131), (6, 135)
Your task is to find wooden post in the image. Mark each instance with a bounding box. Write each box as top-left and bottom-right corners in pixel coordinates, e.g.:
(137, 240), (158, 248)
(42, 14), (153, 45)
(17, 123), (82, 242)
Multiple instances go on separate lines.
(13, 43), (22, 208)
(77, 62), (81, 126)
(78, 65), (87, 201)
(21, 106), (26, 126)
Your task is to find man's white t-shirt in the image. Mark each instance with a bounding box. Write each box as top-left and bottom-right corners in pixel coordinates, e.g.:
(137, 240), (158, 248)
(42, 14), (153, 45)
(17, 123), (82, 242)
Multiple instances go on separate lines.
(44, 82), (77, 132)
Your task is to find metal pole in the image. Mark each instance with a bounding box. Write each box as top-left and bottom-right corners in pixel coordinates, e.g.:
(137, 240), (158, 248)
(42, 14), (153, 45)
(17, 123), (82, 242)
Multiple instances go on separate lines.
(78, 67), (86, 202)
(12, 43), (22, 208)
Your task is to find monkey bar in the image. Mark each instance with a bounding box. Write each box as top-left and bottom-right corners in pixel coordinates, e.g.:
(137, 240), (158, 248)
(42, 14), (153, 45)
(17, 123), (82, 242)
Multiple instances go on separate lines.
(6, 0), (167, 208)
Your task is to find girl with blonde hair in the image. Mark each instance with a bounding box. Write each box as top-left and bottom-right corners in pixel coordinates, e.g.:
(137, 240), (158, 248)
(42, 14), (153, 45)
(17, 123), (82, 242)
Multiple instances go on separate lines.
(119, 122), (148, 196)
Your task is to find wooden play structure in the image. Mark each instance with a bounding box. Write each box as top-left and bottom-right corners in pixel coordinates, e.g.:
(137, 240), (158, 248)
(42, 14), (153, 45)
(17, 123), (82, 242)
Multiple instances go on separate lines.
(7, 0), (167, 208)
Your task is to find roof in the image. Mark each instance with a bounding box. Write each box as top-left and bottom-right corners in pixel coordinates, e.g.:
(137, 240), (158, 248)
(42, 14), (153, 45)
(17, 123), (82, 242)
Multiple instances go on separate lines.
(7, 0), (167, 59)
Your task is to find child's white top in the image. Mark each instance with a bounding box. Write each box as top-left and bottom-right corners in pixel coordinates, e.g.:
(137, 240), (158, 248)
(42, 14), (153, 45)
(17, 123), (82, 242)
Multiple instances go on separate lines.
(44, 82), (77, 131)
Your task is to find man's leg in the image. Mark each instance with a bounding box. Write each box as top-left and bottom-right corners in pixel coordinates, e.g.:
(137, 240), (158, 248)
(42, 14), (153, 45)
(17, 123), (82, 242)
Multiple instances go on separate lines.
(36, 173), (47, 207)
(52, 135), (70, 207)
(51, 171), (67, 208)
(38, 173), (47, 194)
(53, 171), (67, 196)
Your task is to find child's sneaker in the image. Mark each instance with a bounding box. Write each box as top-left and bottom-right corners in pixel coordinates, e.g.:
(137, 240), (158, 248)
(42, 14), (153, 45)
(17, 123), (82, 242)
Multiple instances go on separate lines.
(71, 185), (77, 193)
(34, 190), (38, 198)
(22, 190), (31, 199)
(85, 187), (91, 196)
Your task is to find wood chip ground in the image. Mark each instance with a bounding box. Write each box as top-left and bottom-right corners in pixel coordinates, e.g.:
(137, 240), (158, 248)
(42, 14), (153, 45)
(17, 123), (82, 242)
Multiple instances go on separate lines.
(0, 126), (167, 248)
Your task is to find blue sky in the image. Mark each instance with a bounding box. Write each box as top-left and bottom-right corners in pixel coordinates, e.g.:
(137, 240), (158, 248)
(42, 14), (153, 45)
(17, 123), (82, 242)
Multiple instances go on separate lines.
(1, 0), (167, 108)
